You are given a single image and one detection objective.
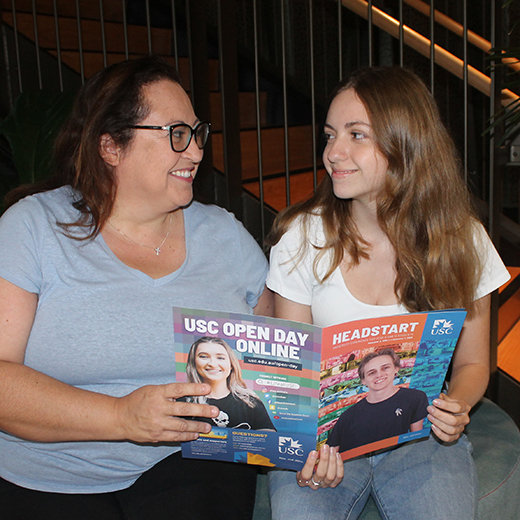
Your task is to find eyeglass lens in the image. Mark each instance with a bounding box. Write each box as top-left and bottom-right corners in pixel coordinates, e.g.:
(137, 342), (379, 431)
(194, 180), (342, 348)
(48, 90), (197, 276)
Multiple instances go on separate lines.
(170, 123), (210, 152)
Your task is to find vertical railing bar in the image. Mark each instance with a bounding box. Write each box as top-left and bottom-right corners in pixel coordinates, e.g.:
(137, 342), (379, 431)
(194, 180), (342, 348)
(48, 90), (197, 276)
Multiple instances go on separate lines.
(10, 0), (23, 93)
(487, 0), (502, 403)
(52, 0), (63, 91)
(122, 0), (129, 60)
(253, 0), (265, 240)
(368, 0), (373, 66)
(171, 0), (179, 74)
(430, 0), (434, 95)
(217, 0), (243, 218)
(99, 0), (107, 68)
(310, 0), (317, 191)
(217, 0), (229, 207)
(399, 0), (404, 66)
(489, 0), (497, 276)
(75, 0), (85, 84)
(338, 0), (342, 79)
(1, 24), (16, 110)
(443, 0), (449, 131)
(145, 0), (152, 55)
(185, 0), (214, 205)
(31, 0), (42, 89)
(480, 0), (487, 199)
(281, 0), (290, 206)
(463, 0), (468, 184)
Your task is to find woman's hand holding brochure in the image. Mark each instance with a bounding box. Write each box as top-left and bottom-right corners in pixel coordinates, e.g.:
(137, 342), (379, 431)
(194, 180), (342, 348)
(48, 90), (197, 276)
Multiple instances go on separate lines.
(296, 444), (344, 490)
(427, 393), (471, 443)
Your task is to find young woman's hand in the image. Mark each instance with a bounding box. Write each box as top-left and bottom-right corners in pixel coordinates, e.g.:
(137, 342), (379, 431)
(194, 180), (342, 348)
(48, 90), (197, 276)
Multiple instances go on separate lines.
(427, 393), (471, 442)
(295, 444), (344, 490)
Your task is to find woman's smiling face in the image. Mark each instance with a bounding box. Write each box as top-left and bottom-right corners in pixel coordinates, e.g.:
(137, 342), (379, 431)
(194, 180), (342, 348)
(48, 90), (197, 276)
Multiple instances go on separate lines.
(322, 88), (388, 208)
(194, 343), (232, 385)
(109, 79), (204, 214)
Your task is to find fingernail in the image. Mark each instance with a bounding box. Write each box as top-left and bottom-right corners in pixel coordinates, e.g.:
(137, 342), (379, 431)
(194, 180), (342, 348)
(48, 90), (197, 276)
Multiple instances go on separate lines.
(433, 399), (441, 406)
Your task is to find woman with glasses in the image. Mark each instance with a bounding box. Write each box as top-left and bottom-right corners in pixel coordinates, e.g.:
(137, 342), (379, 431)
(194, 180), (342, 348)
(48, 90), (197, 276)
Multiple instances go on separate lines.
(266, 67), (509, 520)
(0, 56), (272, 520)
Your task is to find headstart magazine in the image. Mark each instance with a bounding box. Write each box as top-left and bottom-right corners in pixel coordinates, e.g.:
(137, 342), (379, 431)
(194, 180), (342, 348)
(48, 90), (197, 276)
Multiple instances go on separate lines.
(173, 307), (466, 470)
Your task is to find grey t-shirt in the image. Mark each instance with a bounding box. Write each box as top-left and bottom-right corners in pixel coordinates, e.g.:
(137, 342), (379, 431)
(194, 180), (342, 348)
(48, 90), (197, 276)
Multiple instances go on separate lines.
(0, 186), (268, 493)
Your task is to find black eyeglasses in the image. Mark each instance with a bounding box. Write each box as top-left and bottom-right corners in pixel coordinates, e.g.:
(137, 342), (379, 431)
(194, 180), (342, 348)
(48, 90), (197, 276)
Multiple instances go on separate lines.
(129, 121), (211, 153)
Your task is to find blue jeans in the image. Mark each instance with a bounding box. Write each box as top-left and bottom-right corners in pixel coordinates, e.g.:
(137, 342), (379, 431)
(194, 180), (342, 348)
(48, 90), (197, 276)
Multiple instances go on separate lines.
(269, 435), (478, 520)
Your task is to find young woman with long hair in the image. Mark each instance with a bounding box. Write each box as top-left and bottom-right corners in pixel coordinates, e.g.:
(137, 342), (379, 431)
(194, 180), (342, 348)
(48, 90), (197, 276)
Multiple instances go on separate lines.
(266, 66), (510, 520)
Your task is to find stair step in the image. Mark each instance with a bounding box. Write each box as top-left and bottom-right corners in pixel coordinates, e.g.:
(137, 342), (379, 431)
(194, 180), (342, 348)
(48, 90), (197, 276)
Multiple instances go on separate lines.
(52, 51), (218, 92)
(212, 125), (317, 180)
(2, 12), (172, 55)
(498, 267), (520, 383)
(209, 92), (268, 132)
(5, 0), (125, 22)
(244, 169), (326, 212)
(498, 318), (520, 384)
(498, 267), (520, 343)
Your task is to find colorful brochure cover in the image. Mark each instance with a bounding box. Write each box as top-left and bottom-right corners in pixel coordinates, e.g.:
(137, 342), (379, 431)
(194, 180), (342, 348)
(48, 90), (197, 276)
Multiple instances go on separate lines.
(173, 307), (466, 470)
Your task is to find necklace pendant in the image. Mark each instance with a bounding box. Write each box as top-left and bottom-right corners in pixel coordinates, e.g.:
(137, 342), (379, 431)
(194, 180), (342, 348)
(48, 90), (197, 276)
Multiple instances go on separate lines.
(154, 247), (161, 255)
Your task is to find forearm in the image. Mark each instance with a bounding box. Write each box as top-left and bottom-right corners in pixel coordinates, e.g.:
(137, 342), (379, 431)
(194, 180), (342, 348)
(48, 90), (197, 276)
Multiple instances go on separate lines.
(446, 294), (491, 409)
(0, 360), (123, 442)
(253, 286), (274, 317)
(0, 360), (218, 444)
(447, 362), (489, 409)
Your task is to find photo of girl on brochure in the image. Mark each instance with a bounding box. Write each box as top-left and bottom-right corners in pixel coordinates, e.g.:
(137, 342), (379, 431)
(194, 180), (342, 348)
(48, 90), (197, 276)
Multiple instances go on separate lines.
(183, 336), (276, 431)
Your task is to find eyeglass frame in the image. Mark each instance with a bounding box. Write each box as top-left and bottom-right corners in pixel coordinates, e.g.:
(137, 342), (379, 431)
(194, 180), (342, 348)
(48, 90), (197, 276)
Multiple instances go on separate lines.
(128, 121), (211, 153)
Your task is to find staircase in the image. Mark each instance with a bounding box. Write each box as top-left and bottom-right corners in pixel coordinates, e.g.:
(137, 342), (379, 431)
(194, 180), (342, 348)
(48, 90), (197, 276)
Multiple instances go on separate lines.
(0, 0), (321, 215)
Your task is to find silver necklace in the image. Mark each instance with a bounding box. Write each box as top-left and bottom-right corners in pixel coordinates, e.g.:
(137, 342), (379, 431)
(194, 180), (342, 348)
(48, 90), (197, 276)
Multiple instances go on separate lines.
(108, 214), (173, 256)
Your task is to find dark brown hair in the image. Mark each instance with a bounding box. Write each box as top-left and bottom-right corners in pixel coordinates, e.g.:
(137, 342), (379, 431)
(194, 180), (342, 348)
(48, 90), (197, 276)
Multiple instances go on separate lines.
(6, 55), (181, 239)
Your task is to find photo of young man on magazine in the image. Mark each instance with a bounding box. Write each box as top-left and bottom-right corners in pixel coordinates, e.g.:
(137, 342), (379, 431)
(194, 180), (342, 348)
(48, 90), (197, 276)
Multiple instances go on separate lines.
(325, 347), (429, 453)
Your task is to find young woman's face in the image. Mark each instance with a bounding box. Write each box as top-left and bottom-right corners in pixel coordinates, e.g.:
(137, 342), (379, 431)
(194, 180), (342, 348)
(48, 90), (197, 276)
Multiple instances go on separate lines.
(323, 88), (388, 207)
(194, 343), (232, 385)
(360, 355), (398, 393)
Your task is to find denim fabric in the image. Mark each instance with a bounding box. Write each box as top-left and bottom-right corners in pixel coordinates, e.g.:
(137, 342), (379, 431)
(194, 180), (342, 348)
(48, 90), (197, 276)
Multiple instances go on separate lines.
(269, 435), (478, 520)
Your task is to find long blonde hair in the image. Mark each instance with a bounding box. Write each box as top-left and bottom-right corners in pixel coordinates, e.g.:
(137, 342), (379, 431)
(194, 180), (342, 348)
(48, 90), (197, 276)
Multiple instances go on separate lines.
(267, 66), (482, 315)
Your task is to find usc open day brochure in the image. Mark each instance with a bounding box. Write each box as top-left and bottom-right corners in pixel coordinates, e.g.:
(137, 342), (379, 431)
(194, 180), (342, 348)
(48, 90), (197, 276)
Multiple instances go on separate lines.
(173, 307), (466, 470)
